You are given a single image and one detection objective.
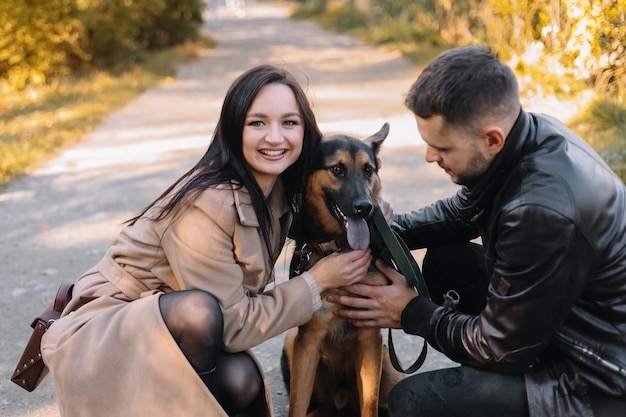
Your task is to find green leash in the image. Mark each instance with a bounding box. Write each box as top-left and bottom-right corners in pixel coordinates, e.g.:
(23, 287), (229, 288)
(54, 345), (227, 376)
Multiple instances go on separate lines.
(369, 206), (430, 374)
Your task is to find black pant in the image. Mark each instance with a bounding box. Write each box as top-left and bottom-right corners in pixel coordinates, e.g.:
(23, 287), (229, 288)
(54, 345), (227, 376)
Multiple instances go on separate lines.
(388, 366), (528, 417)
(389, 243), (626, 417)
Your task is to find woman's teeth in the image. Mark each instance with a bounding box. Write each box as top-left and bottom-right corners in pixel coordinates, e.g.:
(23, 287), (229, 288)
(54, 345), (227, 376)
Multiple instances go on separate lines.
(261, 150), (285, 156)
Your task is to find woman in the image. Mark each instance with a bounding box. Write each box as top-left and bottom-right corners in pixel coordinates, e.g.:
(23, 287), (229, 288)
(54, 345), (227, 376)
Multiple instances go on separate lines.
(41, 65), (372, 417)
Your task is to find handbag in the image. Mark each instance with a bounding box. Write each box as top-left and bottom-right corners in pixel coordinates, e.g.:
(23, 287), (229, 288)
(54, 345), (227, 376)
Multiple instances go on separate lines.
(11, 282), (74, 392)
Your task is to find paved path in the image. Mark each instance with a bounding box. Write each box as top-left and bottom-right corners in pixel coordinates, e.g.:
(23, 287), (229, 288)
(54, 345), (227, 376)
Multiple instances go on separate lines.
(0, 2), (466, 416)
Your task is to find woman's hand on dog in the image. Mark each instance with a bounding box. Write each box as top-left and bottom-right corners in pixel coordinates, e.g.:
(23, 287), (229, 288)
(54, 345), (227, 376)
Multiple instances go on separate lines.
(327, 260), (418, 329)
(308, 249), (372, 292)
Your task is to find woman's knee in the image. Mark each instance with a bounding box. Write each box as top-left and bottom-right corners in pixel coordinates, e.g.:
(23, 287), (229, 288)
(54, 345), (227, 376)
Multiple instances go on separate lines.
(158, 290), (224, 371)
(159, 290), (223, 338)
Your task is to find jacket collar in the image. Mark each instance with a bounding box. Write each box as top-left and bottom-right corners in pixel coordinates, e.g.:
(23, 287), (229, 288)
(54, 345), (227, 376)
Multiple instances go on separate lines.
(468, 109), (529, 191)
(232, 179), (290, 227)
(460, 109), (531, 222)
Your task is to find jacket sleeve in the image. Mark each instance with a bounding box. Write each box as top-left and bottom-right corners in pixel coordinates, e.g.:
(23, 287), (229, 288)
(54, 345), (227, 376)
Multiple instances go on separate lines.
(160, 190), (314, 352)
(401, 204), (596, 374)
(394, 189), (480, 249)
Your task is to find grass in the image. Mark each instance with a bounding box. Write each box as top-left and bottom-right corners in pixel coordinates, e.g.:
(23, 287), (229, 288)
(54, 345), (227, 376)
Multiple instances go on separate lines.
(0, 38), (214, 189)
(570, 96), (626, 180)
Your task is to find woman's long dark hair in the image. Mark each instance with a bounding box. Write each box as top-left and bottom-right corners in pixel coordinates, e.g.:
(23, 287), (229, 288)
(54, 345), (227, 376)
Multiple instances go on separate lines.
(127, 64), (322, 260)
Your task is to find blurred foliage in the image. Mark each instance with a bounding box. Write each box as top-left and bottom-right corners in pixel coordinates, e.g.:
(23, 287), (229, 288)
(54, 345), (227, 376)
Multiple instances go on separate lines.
(0, 0), (88, 90)
(0, 0), (204, 90)
(293, 0), (626, 182)
(293, 0), (368, 31)
(570, 95), (626, 180)
(295, 0), (625, 97)
(76, 0), (204, 66)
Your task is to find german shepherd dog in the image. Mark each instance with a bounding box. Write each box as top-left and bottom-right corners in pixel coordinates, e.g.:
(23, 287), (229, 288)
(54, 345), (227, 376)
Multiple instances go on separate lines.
(282, 123), (404, 417)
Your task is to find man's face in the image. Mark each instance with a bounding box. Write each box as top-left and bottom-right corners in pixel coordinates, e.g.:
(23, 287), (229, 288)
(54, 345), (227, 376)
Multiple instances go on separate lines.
(416, 114), (494, 186)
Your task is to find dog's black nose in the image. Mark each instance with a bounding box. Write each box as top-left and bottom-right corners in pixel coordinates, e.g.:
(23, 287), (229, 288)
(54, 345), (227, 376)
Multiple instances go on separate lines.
(353, 201), (373, 218)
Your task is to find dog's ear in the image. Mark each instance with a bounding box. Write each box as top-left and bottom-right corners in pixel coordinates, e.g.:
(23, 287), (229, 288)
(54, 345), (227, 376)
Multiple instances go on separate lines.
(365, 122), (389, 157)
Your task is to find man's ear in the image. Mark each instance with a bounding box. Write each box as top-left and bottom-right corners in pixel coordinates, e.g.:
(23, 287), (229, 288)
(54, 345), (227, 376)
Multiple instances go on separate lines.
(482, 125), (506, 156)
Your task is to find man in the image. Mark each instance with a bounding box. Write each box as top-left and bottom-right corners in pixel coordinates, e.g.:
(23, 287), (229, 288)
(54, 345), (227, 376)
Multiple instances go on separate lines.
(328, 45), (626, 416)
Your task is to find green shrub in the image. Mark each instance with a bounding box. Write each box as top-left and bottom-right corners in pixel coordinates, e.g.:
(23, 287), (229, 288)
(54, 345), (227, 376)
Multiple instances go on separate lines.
(147, 0), (204, 48)
(367, 19), (440, 46)
(78, 0), (203, 64)
(75, 0), (157, 65)
(291, 0), (327, 20)
(323, 5), (368, 31)
(0, 0), (88, 89)
(292, 1), (367, 32)
(0, 0), (205, 89)
(571, 96), (626, 182)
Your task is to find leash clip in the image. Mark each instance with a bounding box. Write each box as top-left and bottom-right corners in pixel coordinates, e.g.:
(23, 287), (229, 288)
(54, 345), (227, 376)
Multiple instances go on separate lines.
(443, 290), (460, 310)
(292, 244), (311, 276)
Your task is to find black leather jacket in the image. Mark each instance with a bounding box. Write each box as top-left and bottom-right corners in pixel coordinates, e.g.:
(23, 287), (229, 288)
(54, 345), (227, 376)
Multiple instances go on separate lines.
(396, 110), (626, 417)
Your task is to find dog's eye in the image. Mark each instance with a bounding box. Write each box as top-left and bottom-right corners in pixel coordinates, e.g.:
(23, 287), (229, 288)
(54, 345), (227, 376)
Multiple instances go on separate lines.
(364, 165), (375, 178)
(330, 166), (344, 176)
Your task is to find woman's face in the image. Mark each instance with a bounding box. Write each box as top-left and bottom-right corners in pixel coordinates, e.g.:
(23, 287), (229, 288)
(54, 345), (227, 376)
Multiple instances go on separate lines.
(243, 83), (304, 195)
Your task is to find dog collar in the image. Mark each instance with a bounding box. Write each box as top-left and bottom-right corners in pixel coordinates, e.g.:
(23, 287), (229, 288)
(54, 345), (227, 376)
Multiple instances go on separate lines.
(304, 236), (350, 255)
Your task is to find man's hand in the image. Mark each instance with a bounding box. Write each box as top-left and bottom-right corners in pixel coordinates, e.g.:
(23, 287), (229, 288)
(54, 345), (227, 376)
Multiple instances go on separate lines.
(327, 260), (418, 329)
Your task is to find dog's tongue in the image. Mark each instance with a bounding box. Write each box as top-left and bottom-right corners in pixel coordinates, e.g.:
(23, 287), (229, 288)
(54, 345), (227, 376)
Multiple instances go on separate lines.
(346, 217), (370, 250)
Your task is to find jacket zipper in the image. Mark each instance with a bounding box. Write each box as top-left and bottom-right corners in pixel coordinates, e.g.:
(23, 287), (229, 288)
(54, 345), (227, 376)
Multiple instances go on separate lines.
(556, 332), (626, 377)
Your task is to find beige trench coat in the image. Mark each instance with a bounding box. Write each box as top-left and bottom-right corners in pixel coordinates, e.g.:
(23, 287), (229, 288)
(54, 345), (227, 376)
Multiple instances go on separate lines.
(41, 181), (315, 417)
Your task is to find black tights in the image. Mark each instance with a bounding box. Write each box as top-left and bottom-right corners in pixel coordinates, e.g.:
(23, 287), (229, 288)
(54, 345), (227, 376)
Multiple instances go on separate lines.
(159, 290), (263, 416)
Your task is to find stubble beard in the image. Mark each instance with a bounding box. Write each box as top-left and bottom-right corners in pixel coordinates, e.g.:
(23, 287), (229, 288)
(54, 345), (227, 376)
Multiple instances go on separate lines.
(454, 146), (491, 187)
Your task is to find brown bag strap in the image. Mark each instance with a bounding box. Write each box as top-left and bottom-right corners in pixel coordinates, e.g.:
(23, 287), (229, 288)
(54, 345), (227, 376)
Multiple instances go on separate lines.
(53, 282), (74, 313)
(32, 282), (74, 328)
